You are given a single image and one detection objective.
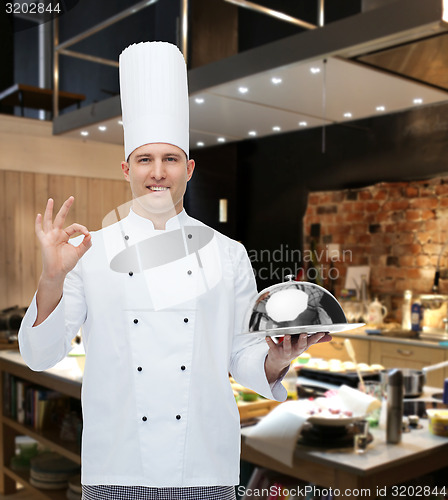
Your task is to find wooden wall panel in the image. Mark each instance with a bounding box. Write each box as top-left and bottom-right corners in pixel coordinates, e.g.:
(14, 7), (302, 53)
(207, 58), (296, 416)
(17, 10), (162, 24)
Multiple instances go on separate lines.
(190, 0), (238, 68)
(0, 171), (6, 308)
(108, 179), (131, 225)
(74, 177), (89, 229)
(102, 179), (119, 228)
(87, 178), (105, 232)
(48, 176), (76, 228)
(0, 171), (131, 310)
(33, 174), (49, 289)
(19, 173), (36, 306)
(4, 171), (21, 308)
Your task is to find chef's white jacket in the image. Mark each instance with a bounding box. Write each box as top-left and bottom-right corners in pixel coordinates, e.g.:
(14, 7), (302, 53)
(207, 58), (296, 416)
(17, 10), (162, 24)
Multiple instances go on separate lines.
(19, 209), (287, 487)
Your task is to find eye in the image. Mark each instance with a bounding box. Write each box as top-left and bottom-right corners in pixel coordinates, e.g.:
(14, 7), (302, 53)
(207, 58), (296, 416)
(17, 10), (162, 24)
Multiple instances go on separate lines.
(165, 156), (178, 162)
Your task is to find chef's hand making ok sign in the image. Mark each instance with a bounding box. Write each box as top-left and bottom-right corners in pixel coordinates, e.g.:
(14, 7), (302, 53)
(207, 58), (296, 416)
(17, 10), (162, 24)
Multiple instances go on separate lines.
(264, 333), (332, 384)
(33, 197), (91, 326)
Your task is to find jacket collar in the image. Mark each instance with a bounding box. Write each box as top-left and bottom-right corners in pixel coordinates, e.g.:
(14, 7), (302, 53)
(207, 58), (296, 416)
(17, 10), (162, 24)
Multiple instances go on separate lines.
(127, 208), (189, 234)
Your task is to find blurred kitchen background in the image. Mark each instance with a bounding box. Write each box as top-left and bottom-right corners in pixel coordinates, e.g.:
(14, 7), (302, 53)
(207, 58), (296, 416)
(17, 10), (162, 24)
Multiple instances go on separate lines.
(1, 0), (448, 340)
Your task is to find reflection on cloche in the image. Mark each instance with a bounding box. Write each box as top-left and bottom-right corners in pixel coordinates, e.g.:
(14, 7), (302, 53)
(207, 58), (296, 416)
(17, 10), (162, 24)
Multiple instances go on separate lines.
(242, 275), (364, 338)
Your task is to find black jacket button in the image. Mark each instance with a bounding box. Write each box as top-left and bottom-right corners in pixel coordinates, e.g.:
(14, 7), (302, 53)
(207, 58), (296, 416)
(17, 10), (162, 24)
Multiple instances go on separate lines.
(142, 416), (147, 422)
(181, 365), (186, 371)
(133, 319), (139, 324)
(187, 270), (192, 275)
(137, 366), (142, 372)
(187, 234), (192, 239)
(129, 271), (134, 276)
(124, 235), (129, 240)
(183, 318), (188, 323)
(176, 415), (181, 420)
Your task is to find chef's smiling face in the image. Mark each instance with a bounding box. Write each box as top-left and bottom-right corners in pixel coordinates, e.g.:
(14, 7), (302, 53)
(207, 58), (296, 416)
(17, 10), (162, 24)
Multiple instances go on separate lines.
(121, 142), (195, 220)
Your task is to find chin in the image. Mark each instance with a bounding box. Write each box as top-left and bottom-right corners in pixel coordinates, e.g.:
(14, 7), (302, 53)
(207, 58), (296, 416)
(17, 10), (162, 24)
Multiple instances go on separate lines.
(134, 199), (176, 216)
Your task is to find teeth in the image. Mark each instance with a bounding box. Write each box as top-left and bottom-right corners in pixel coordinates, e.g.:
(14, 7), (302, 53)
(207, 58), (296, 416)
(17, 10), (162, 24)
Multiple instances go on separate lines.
(149, 186), (168, 191)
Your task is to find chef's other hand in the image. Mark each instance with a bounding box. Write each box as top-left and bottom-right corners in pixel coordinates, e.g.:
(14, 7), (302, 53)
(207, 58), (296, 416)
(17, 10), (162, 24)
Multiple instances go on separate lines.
(264, 333), (332, 384)
(36, 197), (92, 282)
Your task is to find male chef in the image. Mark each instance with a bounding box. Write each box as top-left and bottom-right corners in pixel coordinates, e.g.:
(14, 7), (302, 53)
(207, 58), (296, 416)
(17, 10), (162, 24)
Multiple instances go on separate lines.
(18, 42), (329, 500)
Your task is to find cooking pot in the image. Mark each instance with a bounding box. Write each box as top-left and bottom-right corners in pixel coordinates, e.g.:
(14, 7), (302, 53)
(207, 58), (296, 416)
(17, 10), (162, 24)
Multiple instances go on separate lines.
(380, 360), (448, 397)
(242, 275), (364, 338)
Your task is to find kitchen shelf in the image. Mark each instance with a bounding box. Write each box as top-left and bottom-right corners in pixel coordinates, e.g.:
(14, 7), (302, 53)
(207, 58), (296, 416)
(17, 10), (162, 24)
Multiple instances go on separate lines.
(0, 352), (81, 498)
(2, 417), (81, 464)
(0, 83), (85, 117)
(3, 466), (70, 500)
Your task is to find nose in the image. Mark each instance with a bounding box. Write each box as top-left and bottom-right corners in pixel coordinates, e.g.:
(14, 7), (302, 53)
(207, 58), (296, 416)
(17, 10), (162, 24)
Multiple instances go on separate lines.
(150, 159), (166, 181)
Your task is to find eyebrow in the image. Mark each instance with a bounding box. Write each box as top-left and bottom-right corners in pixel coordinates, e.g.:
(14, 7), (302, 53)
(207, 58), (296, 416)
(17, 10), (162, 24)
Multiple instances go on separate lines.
(134, 153), (182, 159)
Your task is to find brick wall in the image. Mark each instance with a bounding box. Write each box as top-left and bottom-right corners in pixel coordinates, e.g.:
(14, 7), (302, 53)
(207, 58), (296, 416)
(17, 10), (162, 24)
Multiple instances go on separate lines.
(303, 176), (448, 321)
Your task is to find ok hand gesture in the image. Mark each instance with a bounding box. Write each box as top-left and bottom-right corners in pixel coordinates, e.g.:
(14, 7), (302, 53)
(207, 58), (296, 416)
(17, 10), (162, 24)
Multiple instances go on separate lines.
(35, 197), (92, 282)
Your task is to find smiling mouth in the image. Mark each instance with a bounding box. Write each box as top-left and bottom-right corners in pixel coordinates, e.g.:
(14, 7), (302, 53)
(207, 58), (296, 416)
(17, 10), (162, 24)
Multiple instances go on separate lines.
(148, 186), (169, 191)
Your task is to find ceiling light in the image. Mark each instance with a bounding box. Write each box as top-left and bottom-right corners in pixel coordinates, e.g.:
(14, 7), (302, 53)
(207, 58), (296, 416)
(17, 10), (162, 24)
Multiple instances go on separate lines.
(310, 67), (321, 74)
(197, 141), (205, 147)
(272, 126), (281, 132)
(81, 131), (89, 136)
(376, 106), (386, 112)
(217, 137), (226, 143)
(118, 120), (123, 125)
(413, 98), (423, 105)
(271, 77), (282, 85)
(195, 97), (205, 104)
(298, 121), (307, 127)
(98, 126), (107, 132)
(248, 131), (257, 136)
(238, 86), (249, 94)
(343, 112), (352, 118)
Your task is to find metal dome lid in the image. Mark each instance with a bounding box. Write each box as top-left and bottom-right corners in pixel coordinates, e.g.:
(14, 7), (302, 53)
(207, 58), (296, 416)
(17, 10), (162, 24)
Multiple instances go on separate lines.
(242, 275), (364, 337)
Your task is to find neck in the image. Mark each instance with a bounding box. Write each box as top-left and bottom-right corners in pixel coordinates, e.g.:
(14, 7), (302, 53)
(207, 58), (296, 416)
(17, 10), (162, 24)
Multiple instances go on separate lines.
(132, 202), (183, 230)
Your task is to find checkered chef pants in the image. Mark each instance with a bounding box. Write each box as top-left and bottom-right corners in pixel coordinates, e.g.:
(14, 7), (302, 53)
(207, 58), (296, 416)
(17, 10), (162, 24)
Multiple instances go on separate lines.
(82, 485), (237, 500)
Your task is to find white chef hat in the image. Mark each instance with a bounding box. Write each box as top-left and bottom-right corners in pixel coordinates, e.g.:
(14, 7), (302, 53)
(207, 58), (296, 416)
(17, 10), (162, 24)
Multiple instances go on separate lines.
(119, 41), (189, 159)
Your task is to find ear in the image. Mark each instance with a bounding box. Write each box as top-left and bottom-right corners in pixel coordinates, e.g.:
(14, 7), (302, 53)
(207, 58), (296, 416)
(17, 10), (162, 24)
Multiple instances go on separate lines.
(121, 161), (130, 182)
(186, 159), (195, 182)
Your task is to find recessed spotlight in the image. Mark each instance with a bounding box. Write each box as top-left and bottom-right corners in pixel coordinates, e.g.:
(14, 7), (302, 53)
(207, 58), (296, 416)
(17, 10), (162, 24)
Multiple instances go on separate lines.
(98, 126), (107, 132)
(118, 120), (123, 125)
(81, 131), (89, 136)
(343, 112), (352, 118)
(238, 86), (249, 94)
(248, 131), (257, 136)
(195, 97), (205, 104)
(376, 106), (386, 112)
(413, 98), (423, 105)
(217, 137), (226, 143)
(298, 121), (307, 127)
(196, 141), (205, 147)
(271, 77), (282, 85)
(310, 67), (321, 74)
(272, 126), (281, 132)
